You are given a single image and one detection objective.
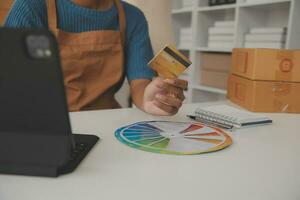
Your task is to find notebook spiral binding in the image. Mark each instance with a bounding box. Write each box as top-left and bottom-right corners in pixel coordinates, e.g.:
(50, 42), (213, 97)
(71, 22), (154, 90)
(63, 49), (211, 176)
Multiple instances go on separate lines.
(195, 108), (240, 128)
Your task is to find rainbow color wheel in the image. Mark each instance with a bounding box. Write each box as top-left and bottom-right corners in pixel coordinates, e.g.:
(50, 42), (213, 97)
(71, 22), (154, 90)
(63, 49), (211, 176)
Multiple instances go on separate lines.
(115, 121), (232, 155)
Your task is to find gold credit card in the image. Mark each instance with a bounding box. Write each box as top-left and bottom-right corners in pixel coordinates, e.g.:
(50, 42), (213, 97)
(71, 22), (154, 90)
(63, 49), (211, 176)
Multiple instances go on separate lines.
(148, 45), (192, 78)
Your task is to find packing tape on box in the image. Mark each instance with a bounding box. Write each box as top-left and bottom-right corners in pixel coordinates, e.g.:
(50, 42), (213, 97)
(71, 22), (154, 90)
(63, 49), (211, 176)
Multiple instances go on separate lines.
(277, 50), (294, 60)
(272, 82), (291, 112)
(274, 50), (298, 112)
(272, 82), (291, 96)
(235, 50), (248, 73)
(273, 100), (290, 113)
(234, 82), (246, 101)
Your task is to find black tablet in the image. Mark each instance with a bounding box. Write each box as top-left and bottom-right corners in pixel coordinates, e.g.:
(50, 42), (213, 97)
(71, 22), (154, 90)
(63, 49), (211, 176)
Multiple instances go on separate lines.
(0, 28), (99, 177)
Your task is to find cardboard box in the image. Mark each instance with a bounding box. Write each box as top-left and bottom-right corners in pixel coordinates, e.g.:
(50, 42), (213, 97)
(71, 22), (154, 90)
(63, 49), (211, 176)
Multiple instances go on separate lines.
(201, 52), (231, 72)
(227, 74), (300, 113)
(201, 70), (229, 89)
(231, 48), (300, 82)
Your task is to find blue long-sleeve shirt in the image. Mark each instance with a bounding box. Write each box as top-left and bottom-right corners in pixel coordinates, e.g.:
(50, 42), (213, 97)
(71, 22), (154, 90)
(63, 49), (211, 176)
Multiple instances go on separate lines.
(5, 0), (155, 81)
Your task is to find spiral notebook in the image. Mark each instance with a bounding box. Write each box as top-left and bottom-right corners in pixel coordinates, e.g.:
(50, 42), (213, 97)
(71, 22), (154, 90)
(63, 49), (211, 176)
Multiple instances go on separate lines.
(189, 105), (273, 129)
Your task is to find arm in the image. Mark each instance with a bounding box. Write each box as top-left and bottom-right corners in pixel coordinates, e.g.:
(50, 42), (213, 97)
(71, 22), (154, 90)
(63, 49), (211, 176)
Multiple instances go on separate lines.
(5, 0), (46, 28)
(125, 5), (188, 116)
(130, 79), (151, 110)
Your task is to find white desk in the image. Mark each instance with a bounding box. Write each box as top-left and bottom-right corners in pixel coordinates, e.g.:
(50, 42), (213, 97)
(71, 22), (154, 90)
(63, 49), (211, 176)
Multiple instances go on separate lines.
(1, 102), (300, 200)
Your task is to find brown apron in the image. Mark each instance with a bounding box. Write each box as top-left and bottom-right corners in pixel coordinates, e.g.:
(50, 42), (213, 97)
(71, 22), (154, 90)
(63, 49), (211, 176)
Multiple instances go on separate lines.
(46, 0), (126, 111)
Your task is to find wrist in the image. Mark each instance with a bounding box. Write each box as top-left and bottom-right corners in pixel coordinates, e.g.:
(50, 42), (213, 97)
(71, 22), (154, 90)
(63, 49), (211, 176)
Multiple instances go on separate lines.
(130, 79), (151, 112)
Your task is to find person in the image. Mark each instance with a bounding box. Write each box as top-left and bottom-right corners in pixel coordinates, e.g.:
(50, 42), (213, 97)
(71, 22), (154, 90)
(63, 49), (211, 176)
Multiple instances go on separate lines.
(5, 0), (188, 116)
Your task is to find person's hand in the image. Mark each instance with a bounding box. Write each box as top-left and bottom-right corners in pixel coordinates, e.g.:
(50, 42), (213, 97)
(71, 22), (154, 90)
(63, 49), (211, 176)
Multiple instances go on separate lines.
(143, 77), (188, 116)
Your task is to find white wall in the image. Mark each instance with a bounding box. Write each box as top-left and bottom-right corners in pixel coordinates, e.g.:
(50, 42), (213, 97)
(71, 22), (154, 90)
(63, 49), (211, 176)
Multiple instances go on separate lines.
(125, 0), (175, 53)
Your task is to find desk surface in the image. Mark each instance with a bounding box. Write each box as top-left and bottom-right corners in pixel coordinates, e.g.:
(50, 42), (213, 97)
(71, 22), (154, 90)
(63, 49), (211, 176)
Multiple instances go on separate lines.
(1, 102), (300, 200)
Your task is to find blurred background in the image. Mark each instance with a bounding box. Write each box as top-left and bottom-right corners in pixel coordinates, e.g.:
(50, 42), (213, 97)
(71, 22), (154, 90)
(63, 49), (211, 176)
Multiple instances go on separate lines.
(1, 0), (299, 107)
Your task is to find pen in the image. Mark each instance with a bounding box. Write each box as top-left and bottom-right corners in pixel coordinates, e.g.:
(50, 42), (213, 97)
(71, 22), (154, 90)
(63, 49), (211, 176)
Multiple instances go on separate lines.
(187, 115), (234, 130)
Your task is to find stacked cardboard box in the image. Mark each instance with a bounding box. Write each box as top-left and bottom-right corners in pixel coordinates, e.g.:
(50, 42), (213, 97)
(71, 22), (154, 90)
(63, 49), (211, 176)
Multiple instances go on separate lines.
(208, 21), (235, 49)
(200, 53), (231, 89)
(178, 27), (193, 48)
(228, 48), (300, 113)
(244, 27), (287, 49)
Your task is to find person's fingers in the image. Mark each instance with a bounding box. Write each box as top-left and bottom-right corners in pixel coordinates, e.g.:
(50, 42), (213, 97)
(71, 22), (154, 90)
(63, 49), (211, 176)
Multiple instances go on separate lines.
(149, 78), (186, 101)
(155, 94), (183, 108)
(153, 100), (178, 115)
(170, 91), (185, 101)
(159, 84), (185, 100)
(164, 79), (188, 90)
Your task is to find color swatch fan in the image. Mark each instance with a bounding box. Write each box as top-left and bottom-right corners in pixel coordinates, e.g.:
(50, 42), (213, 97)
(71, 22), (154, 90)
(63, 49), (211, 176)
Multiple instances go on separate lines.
(115, 121), (232, 155)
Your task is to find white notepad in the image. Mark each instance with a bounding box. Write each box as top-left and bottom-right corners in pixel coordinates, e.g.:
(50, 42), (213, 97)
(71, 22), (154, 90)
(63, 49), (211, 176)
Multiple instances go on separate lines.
(193, 105), (273, 129)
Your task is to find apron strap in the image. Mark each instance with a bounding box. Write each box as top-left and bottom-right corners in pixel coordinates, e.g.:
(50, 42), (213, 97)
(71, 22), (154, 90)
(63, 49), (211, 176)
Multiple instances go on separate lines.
(46, 0), (58, 35)
(114, 0), (126, 47)
(46, 0), (126, 46)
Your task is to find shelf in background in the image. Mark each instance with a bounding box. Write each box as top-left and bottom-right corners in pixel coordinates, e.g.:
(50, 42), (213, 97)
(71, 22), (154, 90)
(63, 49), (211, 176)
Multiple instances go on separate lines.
(191, 85), (227, 95)
(197, 4), (236, 12)
(196, 47), (233, 53)
(238, 0), (291, 8)
(171, 0), (299, 103)
(172, 8), (193, 14)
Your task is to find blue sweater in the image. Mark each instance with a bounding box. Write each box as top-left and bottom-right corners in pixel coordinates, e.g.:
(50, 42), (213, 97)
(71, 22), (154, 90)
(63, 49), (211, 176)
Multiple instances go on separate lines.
(5, 0), (155, 82)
